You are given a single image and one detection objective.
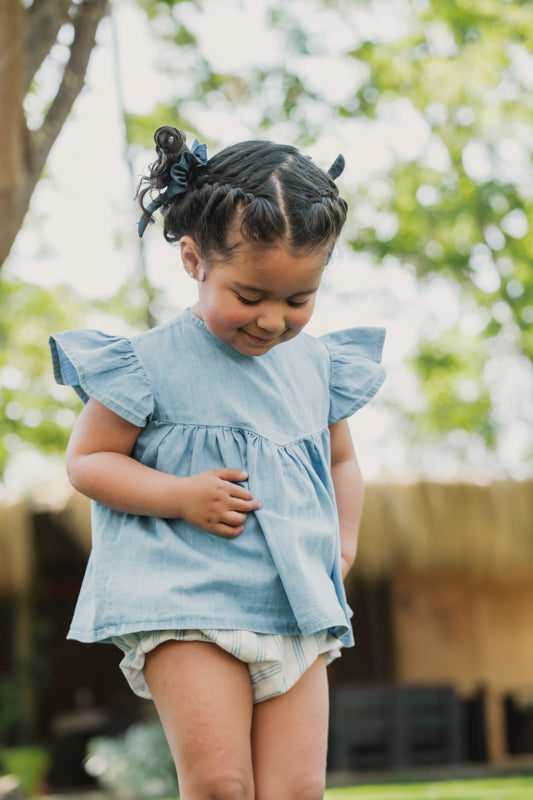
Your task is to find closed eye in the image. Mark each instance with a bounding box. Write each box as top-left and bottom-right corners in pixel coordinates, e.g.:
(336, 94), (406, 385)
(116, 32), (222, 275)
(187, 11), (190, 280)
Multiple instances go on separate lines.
(237, 293), (310, 308)
(287, 299), (310, 308)
(236, 294), (260, 306)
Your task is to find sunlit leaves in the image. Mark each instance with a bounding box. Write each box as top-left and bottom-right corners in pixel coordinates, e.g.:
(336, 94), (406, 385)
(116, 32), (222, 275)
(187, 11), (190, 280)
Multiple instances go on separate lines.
(411, 330), (496, 447)
(339, 0), (533, 454)
(0, 278), (85, 475)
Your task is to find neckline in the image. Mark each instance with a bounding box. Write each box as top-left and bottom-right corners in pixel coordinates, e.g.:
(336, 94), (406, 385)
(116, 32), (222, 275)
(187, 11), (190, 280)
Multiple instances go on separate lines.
(183, 307), (210, 335)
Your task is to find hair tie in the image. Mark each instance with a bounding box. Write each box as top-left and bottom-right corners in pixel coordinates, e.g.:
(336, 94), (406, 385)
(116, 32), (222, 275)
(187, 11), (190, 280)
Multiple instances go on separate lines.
(138, 139), (208, 237)
(327, 154), (345, 181)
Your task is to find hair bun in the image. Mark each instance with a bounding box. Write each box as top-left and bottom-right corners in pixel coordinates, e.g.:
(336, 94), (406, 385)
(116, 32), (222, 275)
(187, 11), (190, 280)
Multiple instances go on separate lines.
(154, 126), (186, 156)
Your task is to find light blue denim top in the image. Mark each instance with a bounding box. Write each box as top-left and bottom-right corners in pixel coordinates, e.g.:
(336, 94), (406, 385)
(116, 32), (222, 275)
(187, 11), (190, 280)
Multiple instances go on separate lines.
(49, 310), (385, 647)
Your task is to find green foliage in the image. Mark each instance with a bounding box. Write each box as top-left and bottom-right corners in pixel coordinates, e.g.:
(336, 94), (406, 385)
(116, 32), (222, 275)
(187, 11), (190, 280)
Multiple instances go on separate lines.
(126, 106), (195, 149)
(410, 331), (496, 446)
(0, 277), (85, 477)
(139, 0), (199, 20)
(0, 747), (50, 795)
(338, 0), (533, 454)
(0, 258), (161, 481)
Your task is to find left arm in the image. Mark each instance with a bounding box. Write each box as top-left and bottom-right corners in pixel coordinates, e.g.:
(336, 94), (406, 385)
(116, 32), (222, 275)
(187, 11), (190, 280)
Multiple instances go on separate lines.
(329, 418), (365, 580)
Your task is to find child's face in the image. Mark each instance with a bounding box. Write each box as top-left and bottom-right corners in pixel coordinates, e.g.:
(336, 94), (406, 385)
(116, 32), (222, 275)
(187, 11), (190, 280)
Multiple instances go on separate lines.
(183, 238), (328, 356)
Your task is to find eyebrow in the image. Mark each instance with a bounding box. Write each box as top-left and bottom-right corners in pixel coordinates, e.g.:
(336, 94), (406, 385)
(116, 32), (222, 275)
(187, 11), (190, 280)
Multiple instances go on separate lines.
(233, 282), (319, 298)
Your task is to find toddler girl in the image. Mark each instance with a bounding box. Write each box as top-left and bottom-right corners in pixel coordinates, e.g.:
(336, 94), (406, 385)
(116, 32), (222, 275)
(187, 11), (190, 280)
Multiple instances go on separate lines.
(50, 126), (385, 800)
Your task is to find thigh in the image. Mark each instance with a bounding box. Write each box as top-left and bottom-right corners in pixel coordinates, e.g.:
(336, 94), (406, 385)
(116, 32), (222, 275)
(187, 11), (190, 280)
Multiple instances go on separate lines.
(251, 656), (329, 800)
(144, 639), (255, 800)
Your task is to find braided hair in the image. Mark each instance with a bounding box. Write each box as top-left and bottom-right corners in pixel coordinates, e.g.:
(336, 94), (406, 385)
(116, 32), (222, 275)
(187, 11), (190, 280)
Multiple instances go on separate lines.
(137, 126), (348, 263)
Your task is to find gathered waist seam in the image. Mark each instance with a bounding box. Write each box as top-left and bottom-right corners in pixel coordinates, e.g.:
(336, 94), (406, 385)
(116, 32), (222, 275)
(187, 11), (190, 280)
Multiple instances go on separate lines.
(143, 420), (329, 449)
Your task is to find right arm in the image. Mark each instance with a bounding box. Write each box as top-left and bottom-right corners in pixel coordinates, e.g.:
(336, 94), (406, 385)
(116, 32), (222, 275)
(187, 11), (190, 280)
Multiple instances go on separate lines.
(66, 398), (261, 537)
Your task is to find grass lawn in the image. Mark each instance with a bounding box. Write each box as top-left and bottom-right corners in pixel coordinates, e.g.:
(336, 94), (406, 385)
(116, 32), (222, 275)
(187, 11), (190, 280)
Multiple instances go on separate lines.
(325, 776), (533, 800)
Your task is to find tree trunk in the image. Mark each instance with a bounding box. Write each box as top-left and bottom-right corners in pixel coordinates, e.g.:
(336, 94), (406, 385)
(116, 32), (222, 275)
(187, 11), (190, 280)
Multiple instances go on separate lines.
(0, 0), (109, 269)
(0, 0), (26, 268)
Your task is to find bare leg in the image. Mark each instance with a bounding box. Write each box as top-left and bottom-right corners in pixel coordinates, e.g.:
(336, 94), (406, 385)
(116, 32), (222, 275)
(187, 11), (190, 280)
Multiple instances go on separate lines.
(251, 657), (329, 800)
(143, 640), (255, 800)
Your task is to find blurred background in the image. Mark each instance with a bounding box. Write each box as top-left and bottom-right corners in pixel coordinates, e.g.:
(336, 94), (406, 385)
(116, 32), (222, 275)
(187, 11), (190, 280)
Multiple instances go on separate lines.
(1, 0), (533, 795)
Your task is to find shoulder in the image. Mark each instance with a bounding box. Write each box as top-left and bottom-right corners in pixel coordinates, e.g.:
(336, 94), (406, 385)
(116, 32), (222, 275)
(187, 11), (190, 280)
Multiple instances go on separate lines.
(280, 330), (330, 362)
(264, 332), (330, 386)
(130, 311), (204, 360)
(131, 312), (188, 345)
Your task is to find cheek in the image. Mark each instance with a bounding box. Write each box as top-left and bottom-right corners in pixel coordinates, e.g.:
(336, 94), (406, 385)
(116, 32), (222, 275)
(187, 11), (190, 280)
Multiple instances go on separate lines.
(221, 304), (254, 328)
(288, 302), (316, 330)
(208, 298), (252, 330)
(200, 288), (248, 328)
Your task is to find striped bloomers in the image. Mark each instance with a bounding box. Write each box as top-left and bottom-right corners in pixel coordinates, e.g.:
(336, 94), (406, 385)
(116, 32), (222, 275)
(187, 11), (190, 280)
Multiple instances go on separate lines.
(112, 629), (343, 703)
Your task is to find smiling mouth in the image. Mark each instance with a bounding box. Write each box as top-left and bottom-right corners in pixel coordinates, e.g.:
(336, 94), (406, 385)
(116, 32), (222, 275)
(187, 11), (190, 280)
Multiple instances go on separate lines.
(243, 331), (278, 345)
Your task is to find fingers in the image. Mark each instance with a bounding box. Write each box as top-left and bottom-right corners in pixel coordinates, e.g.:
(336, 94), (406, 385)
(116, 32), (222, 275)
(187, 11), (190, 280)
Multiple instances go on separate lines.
(214, 523), (246, 539)
(211, 493), (260, 539)
(231, 487), (259, 504)
(233, 499), (262, 515)
(184, 469), (261, 537)
(218, 505), (259, 531)
(215, 468), (249, 483)
(213, 469), (261, 505)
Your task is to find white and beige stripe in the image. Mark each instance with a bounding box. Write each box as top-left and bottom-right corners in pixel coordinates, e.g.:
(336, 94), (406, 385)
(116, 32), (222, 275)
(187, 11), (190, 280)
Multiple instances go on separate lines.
(112, 628), (343, 703)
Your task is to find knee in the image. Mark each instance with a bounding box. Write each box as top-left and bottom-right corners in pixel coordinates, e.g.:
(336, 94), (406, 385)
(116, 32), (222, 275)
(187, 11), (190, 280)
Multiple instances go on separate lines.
(298, 776), (326, 800)
(182, 768), (253, 800)
(210, 773), (253, 800)
(289, 776), (325, 800)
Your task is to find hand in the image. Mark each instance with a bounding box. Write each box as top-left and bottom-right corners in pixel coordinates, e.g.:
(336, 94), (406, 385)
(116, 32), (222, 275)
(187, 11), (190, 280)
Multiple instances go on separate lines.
(178, 469), (261, 538)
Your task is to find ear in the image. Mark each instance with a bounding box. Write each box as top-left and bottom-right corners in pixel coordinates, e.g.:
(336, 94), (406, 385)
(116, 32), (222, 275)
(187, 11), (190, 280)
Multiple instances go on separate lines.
(180, 236), (206, 281)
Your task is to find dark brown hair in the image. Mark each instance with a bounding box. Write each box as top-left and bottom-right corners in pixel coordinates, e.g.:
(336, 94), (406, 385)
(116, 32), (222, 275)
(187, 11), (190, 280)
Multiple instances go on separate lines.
(137, 126), (348, 262)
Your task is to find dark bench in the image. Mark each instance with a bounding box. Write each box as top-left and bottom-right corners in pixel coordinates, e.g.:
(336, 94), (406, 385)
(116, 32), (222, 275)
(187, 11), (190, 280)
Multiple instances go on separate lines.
(328, 683), (464, 771)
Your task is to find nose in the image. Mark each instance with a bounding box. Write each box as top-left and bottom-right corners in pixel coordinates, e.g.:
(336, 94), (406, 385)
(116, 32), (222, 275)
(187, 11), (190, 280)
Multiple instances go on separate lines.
(257, 303), (286, 333)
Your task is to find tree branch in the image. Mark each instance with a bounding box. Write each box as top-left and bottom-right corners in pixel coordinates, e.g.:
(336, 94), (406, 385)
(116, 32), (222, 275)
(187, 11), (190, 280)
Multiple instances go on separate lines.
(0, 0), (26, 266)
(31, 0), (109, 182)
(24, 0), (72, 95)
(0, 0), (108, 267)
(0, 0), (24, 190)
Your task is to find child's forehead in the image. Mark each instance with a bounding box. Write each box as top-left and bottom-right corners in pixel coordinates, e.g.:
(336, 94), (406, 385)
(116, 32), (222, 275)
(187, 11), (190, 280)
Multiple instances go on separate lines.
(215, 242), (327, 293)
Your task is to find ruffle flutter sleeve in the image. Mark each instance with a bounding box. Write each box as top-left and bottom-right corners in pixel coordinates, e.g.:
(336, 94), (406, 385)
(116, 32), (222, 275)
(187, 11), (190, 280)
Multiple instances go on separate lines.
(49, 330), (154, 427)
(321, 327), (386, 424)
